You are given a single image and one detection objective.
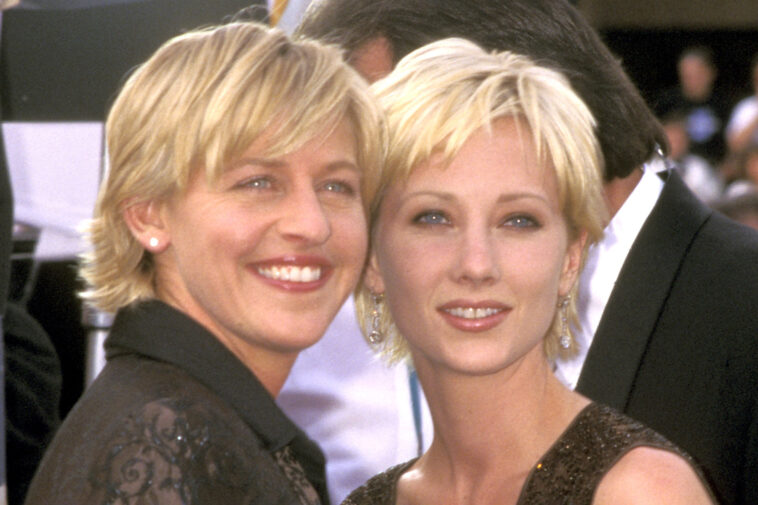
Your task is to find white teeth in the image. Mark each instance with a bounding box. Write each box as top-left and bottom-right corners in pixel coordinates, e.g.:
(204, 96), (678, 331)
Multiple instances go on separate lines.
(445, 307), (502, 319)
(258, 265), (322, 282)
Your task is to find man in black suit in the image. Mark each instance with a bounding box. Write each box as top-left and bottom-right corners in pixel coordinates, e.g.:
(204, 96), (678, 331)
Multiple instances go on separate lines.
(288, 1), (758, 503)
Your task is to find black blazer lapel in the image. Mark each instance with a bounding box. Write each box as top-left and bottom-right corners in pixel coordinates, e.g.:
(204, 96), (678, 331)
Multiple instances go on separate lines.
(576, 171), (711, 409)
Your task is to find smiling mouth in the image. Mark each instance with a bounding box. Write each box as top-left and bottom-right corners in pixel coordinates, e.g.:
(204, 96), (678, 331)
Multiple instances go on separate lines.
(443, 307), (504, 319)
(257, 265), (323, 283)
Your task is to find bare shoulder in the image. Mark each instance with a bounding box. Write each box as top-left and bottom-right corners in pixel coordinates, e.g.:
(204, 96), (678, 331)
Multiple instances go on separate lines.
(593, 446), (715, 505)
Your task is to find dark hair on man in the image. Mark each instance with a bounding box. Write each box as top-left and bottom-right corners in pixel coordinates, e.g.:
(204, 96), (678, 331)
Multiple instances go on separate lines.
(297, 0), (667, 181)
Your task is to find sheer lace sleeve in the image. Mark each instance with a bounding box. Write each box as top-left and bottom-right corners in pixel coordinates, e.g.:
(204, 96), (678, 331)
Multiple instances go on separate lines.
(86, 397), (303, 505)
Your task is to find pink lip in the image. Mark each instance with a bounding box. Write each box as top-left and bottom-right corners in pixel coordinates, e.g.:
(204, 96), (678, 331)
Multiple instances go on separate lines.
(250, 255), (333, 292)
(437, 299), (510, 333)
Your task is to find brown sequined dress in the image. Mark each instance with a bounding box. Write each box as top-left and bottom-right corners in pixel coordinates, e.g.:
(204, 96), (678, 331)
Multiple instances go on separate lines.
(342, 403), (714, 505)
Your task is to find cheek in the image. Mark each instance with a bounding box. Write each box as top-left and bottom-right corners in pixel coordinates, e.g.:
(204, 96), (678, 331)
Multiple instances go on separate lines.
(332, 211), (369, 267)
(508, 240), (567, 299)
(375, 232), (445, 312)
(377, 239), (437, 341)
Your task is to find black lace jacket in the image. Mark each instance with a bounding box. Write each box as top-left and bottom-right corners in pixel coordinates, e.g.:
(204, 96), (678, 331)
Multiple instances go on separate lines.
(24, 300), (327, 505)
(343, 403), (716, 505)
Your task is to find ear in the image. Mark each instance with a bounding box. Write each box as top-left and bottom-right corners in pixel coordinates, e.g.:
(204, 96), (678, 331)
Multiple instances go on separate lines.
(122, 198), (170, 254)
(558, 230), (588, 297)
(363, 249), (386, 295)
(349, 35), (394, 83)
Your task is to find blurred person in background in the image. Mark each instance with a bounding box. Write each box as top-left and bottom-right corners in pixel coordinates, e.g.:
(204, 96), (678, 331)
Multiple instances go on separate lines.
(725, 53), (758, 154)
(723, 143), (758, 198)
(661, 109), (723, 202)
(655, 46), (729, 165)
(712, 190), (758, 232)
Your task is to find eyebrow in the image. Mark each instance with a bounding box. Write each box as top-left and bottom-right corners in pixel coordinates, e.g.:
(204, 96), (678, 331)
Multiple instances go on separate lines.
(400, 190), (549, 205)
(232, 157), (361, 173)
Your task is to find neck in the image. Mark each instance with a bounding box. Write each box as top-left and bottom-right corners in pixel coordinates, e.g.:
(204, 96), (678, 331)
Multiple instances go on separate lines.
(156, 291), (298, 398)
(224, 341), (298, 397)
(603, 167), (643, 218)
(410, 346), (588, 503)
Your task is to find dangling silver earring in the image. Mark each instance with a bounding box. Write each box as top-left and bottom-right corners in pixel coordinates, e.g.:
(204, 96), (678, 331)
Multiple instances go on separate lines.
(559, 296), (571, 349)
(368, 293), (384, 344)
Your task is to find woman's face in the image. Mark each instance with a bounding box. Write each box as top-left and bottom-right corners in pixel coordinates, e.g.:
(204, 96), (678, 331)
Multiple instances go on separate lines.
(153, 120), (368, 366)
(367, 118), (583, 376)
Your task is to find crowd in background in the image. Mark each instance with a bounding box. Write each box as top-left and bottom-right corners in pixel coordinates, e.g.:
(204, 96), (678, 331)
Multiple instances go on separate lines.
(654, 45), (758, 229)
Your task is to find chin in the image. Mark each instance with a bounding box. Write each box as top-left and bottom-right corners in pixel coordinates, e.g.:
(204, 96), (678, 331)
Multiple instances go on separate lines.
(426, 350), (514, 377)
(282, 321), (331, 348)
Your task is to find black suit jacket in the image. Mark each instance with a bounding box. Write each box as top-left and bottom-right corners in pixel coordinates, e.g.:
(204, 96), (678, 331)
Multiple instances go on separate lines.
(577, 170), (758, 505)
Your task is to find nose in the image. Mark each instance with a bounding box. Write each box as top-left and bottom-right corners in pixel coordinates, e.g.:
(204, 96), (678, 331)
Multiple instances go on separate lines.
(452, 225), (500, 286)
(277, 185), (332, 245)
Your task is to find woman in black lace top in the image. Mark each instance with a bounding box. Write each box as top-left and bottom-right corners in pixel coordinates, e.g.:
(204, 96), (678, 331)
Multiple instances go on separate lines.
(24, 21), (384, 505)
(346, 38), (717, 505)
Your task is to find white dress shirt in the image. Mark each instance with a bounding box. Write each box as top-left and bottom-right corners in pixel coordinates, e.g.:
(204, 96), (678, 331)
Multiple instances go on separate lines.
(554, 157), (667, 390)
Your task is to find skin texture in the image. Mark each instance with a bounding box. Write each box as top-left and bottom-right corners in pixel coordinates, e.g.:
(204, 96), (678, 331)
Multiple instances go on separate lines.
(727, 61), (758, 151)
(125, 120), (368, 395)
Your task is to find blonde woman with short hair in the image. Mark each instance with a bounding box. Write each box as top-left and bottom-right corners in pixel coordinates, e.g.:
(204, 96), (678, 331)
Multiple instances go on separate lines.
(25, 21), (384, 505)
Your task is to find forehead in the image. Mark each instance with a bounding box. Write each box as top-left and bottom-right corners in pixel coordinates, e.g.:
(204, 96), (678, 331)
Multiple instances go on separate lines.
(244, 117), (356, 159)
(196, 118), (359, 185)
(403, 119), (555, 194)
(679, 55), (711, 72)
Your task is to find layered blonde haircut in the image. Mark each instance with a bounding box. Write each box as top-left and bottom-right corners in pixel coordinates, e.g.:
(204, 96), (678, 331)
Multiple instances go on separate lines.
(356, 38), (607, 362)
(80, 21), (385, 313)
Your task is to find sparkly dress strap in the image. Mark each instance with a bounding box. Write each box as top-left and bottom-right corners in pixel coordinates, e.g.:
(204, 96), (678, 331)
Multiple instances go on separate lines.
(517, 402), (704, 504)
(341, 459), (416, 505)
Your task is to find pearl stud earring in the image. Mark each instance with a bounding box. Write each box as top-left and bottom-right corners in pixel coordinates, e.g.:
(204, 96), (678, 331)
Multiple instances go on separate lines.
(148, 237), (159, 248)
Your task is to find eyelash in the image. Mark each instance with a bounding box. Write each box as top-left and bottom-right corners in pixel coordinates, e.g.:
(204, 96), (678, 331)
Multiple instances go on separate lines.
(411, 211), (540, 229)
(322, 180), (357, 196)
(236, 177), (356, 196)
(239, 175), (273, 190)
(412, 210), (450, 226)
(503, 214), (539, 228)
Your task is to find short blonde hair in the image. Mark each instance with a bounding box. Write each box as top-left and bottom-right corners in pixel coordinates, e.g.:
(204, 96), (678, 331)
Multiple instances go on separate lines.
(80, 21), (385, 313)
(356, 38), (607, 362)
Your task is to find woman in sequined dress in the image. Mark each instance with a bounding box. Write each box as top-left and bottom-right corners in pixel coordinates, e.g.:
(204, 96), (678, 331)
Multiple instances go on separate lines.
(344, 38), (717, 505)
(24, 21), (384, 505)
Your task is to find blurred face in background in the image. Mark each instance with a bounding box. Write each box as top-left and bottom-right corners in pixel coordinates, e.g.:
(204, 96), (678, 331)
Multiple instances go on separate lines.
(663, 119), (690, 161)
(678, 55), (715, 102)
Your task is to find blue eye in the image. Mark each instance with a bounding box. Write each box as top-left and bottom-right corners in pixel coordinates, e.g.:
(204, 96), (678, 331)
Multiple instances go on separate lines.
(241, 176), (273, 190)
(323, 180), (356, 195)
(504, 215), (538, 228)
(413, 210), (450, 225)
